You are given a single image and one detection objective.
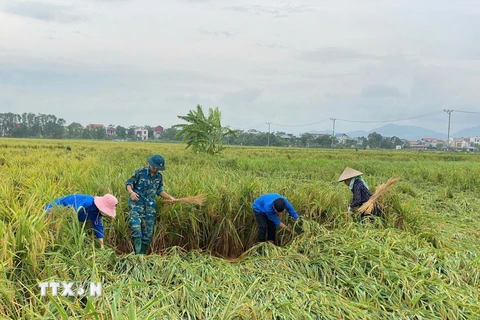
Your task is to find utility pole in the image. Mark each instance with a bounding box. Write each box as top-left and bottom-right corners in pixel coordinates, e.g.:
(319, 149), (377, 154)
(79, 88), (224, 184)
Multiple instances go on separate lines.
(443, 109), (453, 151)
(266, 122), (271, 147)
(330, 118), (336, 148)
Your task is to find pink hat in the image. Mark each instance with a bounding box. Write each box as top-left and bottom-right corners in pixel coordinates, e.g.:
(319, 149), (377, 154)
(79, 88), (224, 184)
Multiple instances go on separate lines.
(94, 194), (118, 218)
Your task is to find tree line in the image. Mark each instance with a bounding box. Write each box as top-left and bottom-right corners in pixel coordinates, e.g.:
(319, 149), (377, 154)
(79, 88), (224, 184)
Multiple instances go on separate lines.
(0, 111), (411, 149)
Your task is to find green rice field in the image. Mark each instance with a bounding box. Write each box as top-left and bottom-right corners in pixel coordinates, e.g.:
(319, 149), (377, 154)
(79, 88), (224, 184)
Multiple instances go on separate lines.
(1, 138), (479, 319)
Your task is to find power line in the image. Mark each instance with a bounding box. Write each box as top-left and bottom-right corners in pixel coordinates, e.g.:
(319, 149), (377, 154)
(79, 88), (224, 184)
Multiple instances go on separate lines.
(337, 110), (441, 123)
(265, 109), (447, 127)
(235, 109), (477, 133)
(269, 119), (330, 127)
(451, 109), (480, 114)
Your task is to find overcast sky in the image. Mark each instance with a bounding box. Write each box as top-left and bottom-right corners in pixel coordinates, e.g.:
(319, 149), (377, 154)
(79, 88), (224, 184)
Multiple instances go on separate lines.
(1, 0), (479, 135)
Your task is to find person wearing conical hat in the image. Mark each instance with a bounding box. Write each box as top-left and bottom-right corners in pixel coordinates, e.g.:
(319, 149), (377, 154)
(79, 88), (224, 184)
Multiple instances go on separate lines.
(338, 167), (379, 220)
(44, 193), (118, 248)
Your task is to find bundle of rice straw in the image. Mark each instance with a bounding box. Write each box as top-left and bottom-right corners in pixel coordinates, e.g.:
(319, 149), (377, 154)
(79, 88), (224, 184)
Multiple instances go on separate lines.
(162, 194), (206, 206)
(359, 178), (400, 214)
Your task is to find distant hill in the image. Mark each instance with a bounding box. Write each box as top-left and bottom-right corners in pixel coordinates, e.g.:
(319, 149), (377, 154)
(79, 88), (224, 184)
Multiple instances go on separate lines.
(453, 126), (480, 138)
(304, 124), (480, 140)
(345, 129), (369, 138)
(346, 124), (447, 141)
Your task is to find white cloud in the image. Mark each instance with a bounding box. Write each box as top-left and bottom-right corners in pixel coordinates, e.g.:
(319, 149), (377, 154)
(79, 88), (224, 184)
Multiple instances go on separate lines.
(0, 0), (479, 134)
(1, 1), (85, 23)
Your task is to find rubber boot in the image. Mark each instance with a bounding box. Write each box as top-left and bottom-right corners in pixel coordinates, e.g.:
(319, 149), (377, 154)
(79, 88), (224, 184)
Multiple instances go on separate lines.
(133, 237), (142, 254)
(140, 243), (149, 254)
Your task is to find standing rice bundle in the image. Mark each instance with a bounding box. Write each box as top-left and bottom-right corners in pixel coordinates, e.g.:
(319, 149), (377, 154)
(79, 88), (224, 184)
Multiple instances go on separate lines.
(359, 178), (400, 214)
(162, 194), (206, 206)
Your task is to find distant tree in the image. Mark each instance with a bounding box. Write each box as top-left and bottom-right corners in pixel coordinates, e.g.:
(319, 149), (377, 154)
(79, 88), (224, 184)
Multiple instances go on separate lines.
(92, 127), (106, 140)
(82, 128), (92, 139)
(344, 139), (358, 147)
(174, 105), (238, 155)
(127, 126), (135, 139)
(53, 118), (66, 139)
(315, 135), (333, 148)
(67, 122), (84, 139)
(300, 133), (313, 147)
(116, 126), (127, 139)
(146, 126), (154, 139)
(368, 132), (383, 148)
(161, 127), (181, 141)
(389, 136), (403, 148)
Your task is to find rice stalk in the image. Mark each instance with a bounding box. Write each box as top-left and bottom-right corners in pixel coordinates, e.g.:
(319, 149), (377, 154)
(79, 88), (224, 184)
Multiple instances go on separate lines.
(162, 194), (206, 206)
(359, 177), (400, 214)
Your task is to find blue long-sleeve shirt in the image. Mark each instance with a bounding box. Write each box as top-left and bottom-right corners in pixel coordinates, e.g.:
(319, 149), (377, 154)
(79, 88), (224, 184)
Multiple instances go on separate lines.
(44, 194), (104, 239)
(252, 193), (299, 226)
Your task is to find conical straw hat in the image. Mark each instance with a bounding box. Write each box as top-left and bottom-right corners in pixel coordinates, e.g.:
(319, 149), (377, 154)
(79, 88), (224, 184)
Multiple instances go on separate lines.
(338, 167), (363, 182)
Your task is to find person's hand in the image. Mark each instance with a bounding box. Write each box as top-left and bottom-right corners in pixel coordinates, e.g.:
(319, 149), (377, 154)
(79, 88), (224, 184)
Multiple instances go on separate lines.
(292, 230), (298, 237)
(129, 191), (139, 201)
(168, 196), (175, 203)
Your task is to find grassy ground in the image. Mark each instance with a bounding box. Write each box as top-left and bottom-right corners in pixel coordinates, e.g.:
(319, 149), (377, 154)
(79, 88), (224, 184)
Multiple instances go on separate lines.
(0, 139), (479, 319)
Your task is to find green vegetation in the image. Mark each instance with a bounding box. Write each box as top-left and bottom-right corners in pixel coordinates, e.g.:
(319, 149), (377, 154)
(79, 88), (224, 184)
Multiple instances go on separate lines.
(1, 139), (479, 319)
(0, 111), (451, 150)
(173, 105), (238, 154)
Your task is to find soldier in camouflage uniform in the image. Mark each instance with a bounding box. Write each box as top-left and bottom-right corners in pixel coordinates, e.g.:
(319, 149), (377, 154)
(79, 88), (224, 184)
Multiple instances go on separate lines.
(126, 154), (175, 254)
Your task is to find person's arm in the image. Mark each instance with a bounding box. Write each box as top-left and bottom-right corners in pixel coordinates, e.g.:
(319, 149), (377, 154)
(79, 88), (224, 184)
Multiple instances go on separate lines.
(160, 190), (175, 202)
(127, 184), (140, 201)
(98, 238), (104, 249)
(54, 195), (74, 208)
(126, 170), (140, 201)
(265, 210), (281, 227)
(278, 222), (298, 236)
(283, 198), (299, 220)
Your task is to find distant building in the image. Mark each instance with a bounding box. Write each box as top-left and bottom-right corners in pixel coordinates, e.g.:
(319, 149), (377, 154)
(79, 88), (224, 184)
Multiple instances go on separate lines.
(409, 140), (426, 150)
(135, 127), (148, 140)
(420, 138), (444, 148)
(469, 136), (480, 144)
(453, 137), (476, 151)
(308, 132), (328, 139)
(106, 125), (116, 136)
(335, 133), (349, 143)
(278, 134), (293, 140)
(87, 124), (104, 130)
(153, 126), (164, 139)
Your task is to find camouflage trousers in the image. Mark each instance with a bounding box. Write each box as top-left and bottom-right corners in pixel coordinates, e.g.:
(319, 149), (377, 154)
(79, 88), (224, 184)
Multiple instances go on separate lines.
(128, 200), (157, 245)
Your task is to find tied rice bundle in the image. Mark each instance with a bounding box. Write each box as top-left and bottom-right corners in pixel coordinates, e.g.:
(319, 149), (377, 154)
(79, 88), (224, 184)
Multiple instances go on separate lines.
(359, 178), (400, 214)
(162, 194), (206, 206)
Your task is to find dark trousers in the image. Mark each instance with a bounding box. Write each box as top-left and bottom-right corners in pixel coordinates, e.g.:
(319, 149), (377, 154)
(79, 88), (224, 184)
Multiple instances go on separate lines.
(255, 212), (276, 243)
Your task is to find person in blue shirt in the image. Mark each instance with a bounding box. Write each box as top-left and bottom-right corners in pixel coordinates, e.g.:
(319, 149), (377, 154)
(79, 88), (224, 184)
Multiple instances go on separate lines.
(126, 154), (175, 255)
(44, 193), (118, 248)
(252, 193), (299, 244)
